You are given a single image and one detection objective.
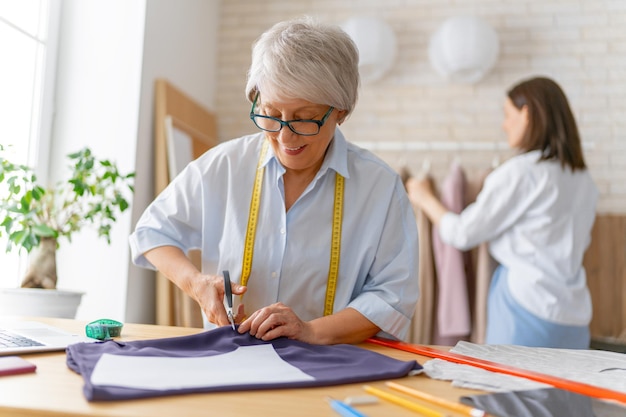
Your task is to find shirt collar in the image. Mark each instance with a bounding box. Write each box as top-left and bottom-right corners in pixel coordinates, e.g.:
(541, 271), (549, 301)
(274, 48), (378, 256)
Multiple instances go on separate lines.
(259, 128), (350, 179)
(323, 128), (349, 179)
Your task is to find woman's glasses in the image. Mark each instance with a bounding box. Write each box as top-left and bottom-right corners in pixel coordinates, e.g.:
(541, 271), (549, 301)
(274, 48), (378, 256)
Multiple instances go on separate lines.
(249, 93), (334, 136)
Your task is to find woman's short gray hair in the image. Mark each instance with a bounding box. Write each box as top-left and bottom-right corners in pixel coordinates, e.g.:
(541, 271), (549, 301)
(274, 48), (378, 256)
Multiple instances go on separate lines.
(245, 17), (360, 117)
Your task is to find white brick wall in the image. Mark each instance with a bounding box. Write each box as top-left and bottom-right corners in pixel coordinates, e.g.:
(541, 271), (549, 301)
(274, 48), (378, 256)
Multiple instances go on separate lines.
(216, 0), (626, 213)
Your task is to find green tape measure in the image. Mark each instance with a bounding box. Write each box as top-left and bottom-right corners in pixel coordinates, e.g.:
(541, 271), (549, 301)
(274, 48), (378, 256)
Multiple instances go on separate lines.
(85, 319), (123, 340)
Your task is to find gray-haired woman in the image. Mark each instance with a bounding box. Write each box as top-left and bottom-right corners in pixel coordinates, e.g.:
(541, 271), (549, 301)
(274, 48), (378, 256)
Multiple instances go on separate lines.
(130, 17), (419, 345)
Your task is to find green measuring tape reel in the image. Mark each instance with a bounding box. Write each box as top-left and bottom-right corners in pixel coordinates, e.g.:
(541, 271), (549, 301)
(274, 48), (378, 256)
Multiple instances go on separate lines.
(85, 319), (123, 340)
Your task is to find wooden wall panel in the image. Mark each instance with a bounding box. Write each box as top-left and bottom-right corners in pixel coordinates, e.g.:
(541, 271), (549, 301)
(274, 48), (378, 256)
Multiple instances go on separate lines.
(585, 214), (626, 344)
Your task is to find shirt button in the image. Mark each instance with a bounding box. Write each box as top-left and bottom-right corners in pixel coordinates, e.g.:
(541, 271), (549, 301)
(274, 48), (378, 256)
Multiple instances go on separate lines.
(280, 228), (286, 234)
(271, 271), (277, 278)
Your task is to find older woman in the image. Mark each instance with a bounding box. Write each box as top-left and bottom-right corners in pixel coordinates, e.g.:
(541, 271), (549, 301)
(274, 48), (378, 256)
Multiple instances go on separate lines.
(129, 18), (419, 345)
(408, 76), (597, 348)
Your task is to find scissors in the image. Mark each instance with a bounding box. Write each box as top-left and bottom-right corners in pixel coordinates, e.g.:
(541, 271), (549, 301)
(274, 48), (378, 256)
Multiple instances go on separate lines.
(222, 270), (236, 330)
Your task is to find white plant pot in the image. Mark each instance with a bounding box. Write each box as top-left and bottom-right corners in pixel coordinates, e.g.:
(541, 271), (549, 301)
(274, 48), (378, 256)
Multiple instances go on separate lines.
(0, 288), (84, 319)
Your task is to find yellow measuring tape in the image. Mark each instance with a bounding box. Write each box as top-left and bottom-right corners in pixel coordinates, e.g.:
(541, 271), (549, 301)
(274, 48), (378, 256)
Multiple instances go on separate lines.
(241, 139), (343, 316)
(240, 140), (268, 287)
(324, 174), (343, 316)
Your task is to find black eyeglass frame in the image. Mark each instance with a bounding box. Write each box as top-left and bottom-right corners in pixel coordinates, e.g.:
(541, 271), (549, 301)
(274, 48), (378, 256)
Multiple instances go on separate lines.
(249, 92), (335, 136)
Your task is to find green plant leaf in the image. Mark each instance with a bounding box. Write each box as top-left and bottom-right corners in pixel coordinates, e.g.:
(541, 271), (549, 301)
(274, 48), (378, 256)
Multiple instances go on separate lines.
(69, 178), (86, 195)
(32, 185), (45, 200)
(1, 217), (12, 230)
(10, 230), (28, 249)
(32, 224), (57, 238)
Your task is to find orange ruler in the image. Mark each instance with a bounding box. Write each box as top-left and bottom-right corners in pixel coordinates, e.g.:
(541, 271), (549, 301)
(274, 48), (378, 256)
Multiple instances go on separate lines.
(367, 337), (626, 405)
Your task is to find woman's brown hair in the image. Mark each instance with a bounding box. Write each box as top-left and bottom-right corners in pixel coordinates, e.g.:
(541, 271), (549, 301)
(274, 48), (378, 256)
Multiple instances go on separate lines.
(508, 76), (587, 170)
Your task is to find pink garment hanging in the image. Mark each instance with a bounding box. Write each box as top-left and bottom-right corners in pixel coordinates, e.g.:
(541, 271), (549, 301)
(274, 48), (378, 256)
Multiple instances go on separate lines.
(431, 161), (471, 345)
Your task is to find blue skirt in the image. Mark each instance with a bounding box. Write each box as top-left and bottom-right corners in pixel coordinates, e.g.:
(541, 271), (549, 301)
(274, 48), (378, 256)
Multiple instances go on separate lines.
(485, 266), (590, 348)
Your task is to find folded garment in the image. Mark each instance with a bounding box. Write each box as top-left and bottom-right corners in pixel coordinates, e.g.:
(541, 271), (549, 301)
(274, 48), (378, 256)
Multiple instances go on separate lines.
(67, 326), (422, 401)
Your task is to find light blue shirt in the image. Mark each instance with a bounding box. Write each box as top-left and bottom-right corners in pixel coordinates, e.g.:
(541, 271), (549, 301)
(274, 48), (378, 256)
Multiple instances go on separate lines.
(439, 150), (598, 326)
(129, 130), (419, 341)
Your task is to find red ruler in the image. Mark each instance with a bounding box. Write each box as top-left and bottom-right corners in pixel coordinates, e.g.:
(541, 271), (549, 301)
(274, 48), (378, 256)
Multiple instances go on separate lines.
(367, 337), (626, 405)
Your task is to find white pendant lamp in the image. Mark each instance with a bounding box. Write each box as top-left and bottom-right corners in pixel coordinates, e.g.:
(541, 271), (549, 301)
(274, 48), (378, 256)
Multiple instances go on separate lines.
(341, 17), (397, 84)
(428, 16), (499, 84)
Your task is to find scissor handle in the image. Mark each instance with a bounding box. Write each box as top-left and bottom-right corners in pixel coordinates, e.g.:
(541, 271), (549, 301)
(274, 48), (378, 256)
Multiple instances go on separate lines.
(222, 270), (233, 308)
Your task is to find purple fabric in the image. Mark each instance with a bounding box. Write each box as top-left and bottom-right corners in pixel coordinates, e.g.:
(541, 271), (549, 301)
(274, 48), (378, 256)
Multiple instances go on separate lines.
(66, 326), (421, 401)
(432, 161), (471, 345)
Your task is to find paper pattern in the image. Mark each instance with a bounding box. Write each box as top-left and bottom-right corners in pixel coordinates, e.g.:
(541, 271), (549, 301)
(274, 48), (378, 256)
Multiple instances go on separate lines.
(90, 344), (315, 391)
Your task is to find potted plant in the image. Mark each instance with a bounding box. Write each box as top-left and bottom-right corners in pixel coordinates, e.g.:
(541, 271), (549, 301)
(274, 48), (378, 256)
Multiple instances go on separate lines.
(0, 145), (134, 317)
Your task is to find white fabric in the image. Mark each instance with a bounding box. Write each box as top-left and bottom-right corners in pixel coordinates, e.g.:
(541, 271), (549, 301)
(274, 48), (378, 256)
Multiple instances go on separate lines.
(129, 129), (419, 341)
(423, 341), (626, 394)
(424, 358), (548, 392)
(438, 150), (597, 325)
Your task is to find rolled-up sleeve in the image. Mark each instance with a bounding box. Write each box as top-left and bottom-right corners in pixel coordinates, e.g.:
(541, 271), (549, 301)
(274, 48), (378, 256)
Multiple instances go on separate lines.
(438, 162), (535, 251)
(129, 166), (204, 269)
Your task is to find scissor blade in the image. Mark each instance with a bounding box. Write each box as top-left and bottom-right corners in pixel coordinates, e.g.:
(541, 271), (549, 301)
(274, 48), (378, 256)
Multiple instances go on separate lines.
(227, 312), (236, 331)
(223, 270), (236, 330)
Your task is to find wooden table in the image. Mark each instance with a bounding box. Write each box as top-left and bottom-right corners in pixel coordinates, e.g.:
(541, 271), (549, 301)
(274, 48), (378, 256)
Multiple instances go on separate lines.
(0, 318), (483, 417)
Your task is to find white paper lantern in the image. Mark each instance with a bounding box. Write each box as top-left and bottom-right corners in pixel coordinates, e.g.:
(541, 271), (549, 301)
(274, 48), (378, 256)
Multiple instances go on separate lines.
(428, 16), (499, 84)
(341, 17), (397, 84)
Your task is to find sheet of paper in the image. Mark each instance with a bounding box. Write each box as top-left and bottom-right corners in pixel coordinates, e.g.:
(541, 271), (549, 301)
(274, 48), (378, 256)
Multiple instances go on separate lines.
(165, 115), (194, 178)
(90, 344), (315, 391)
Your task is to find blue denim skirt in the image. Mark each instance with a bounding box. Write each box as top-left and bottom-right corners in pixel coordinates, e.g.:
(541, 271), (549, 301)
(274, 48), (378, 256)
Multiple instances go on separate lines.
(485, 265), (590, 348)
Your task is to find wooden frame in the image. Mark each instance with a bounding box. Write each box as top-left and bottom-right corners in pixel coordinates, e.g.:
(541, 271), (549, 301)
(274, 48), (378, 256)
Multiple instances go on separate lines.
(154, 79), (218, 327)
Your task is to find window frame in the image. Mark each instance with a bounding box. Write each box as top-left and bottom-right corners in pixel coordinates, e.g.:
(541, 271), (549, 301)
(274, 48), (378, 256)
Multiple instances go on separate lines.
(0, 0), (61, 287)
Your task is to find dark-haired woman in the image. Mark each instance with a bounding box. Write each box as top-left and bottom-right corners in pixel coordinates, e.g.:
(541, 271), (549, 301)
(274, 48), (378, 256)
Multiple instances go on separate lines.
(407, 76), (597, 348)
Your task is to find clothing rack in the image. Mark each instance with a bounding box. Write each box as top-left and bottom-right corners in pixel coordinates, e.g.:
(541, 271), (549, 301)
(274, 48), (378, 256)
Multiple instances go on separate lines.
(354, 140), (508, 152)
(354, 140), (595, 152)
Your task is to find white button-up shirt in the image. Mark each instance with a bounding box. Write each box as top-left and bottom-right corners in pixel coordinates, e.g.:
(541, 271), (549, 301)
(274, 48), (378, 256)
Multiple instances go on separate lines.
(129, 130), (419, 340)
(439, 150), (598, 325)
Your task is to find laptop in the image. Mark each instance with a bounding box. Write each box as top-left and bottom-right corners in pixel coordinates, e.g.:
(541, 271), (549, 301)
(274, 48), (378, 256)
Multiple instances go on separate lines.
(0, 319), (97, 355)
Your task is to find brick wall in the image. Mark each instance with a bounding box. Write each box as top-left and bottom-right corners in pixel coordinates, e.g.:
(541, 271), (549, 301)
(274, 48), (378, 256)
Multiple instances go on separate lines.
(215, 0), (626, 213)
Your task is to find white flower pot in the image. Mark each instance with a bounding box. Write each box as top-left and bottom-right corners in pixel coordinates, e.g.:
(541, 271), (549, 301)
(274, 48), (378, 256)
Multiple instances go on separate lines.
(0, 288), (84, 319)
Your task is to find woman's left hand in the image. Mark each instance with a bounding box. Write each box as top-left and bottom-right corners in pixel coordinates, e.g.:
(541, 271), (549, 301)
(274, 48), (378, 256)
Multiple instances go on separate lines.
(237, 302), (313, 343)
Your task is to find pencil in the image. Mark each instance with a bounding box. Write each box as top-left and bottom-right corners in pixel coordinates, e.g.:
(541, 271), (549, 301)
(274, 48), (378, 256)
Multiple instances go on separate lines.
(362, 385), (444, 417)
(386, 382), (486, 417)
(325, 397), (370, 417)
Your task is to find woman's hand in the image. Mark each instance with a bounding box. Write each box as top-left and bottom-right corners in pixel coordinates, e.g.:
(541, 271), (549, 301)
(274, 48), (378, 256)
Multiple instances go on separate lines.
(189, 273), (247, 327)
(237, 302), (314, 343)
(405, 176), (436, 208)
(405, 176), (448, 226)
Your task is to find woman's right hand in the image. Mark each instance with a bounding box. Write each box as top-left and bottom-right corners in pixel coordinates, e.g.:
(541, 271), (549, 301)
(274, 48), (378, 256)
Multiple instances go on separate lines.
(144, 247), (249, 327)
(189, 273), (247, 327)
(405, 176), (448, 226)
(405, 176), (436, 208)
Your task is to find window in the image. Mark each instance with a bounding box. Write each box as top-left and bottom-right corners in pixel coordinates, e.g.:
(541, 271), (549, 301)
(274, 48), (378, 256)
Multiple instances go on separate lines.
(0, 0), (60, 287)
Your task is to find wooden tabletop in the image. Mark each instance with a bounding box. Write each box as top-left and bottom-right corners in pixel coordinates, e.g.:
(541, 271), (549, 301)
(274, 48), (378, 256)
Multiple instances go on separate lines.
(0, 317), (484, 417)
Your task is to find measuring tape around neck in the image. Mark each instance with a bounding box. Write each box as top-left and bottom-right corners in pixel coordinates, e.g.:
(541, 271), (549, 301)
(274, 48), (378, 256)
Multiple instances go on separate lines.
(240, 139), (344, 316)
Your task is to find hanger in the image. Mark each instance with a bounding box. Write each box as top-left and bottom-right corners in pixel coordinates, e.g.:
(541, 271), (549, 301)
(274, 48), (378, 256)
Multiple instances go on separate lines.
(420, 158), (431, 178)
(417, 140), (432, 179)
(491, 141), (501, 169)
(397, 142), (408, 171)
